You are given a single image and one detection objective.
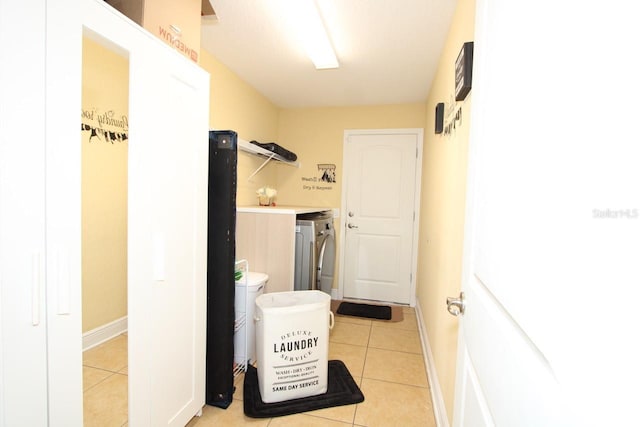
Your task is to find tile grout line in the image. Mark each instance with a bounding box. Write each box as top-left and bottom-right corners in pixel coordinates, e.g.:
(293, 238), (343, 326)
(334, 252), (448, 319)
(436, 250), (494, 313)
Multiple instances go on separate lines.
(83, 370), (118, 394)
(357, 376), (431, 390)
(351, 321), (372, 427)
(83, 364), (126, 374)
(366, 346), (423, 356)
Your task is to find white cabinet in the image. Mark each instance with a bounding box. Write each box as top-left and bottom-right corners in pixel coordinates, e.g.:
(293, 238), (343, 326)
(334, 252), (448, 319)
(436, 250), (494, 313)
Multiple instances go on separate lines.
(2, 3), (84, 424)
(1, 2), (210, 426)
(235, 207), (331, 293)
(0, 3), (49, 424)
(236, 211), (297, 293)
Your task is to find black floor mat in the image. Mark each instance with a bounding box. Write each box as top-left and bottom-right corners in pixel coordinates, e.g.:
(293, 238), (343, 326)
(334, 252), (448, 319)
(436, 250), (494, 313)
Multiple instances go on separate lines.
(243, 360), (364, 418)
(337, 302), (392, 320)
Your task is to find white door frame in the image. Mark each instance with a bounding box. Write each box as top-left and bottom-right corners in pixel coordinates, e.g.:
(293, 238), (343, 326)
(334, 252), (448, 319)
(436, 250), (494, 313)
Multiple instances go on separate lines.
(338, 128), (423, 307)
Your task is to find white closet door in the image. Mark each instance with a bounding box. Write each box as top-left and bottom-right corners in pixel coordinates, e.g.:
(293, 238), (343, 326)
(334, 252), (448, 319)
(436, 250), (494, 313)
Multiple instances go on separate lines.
(44, 0), (210, 425)
(0, 2), (49, 426)
(126, 27), (209, 427)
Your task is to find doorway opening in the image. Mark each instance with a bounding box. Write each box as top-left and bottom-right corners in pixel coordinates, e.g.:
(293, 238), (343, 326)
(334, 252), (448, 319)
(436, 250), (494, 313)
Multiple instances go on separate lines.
(80, 31), (130, 426)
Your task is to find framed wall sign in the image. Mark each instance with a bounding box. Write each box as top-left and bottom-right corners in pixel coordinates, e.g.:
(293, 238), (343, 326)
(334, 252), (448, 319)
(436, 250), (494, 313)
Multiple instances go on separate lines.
(435, 102), (444, 134)
(455, 41), (474, 101)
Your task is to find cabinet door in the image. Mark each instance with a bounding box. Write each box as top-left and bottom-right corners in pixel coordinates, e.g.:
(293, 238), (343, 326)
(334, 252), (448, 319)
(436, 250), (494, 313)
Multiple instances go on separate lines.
(45, 0), (210, 425)
(0, 2), (49, 425)
(236, 212), (296, 293)
(125, 28), (209, 427)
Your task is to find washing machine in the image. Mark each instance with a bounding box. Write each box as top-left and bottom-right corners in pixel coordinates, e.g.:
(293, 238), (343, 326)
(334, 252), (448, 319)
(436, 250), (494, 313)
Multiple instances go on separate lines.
(294, 211), (336, 294)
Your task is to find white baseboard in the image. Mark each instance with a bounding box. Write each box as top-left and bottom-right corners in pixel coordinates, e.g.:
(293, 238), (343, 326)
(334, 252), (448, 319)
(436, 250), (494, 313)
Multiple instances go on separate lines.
(82, 316), (128, 351)
(416, 301), (450, 427)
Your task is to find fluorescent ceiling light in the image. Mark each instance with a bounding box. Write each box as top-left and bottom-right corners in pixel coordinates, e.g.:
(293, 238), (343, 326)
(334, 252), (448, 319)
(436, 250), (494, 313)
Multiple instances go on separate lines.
(290, 0), (339, 69)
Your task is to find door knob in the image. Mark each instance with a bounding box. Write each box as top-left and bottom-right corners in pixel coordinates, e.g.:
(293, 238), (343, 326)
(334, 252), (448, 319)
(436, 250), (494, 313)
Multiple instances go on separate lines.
(347, 223), (358, 229)
(446, 292), (465, 316)
(348, 211), (354, 217)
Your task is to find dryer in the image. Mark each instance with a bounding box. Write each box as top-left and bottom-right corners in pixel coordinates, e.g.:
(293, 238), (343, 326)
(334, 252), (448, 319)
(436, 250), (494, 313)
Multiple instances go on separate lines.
(294, 211), (336, 294)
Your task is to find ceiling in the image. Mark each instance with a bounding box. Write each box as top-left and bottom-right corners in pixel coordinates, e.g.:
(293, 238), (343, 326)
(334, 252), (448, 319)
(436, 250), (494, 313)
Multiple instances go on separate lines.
(200, 0), (457, 109)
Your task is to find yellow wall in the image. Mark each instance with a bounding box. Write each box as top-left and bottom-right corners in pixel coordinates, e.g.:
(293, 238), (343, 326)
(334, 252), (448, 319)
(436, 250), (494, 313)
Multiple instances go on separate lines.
(200, 46), (426, 290)
(276, 104), (426, 207)
(79, 42), (279, 332)
(199, 15), (474, 419)
(199, 50), (426, 224)
(277, 104), (426, 290)
(199, 50), (281, 206)
(416, 0), (475, 420)
(81, 37), (129, 332)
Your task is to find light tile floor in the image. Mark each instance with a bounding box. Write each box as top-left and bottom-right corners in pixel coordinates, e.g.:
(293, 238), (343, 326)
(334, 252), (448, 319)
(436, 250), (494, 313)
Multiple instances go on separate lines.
(84, 307), (435, 427)
(83, 333), (129, 427)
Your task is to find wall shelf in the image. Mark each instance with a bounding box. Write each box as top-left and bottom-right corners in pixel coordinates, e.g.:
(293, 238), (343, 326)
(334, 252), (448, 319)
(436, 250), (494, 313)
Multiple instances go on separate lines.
(237, 138), (299, 180)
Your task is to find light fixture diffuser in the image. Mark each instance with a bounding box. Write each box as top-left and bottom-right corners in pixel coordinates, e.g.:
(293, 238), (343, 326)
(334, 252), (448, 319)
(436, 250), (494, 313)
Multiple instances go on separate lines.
(290, 0), (339, 69)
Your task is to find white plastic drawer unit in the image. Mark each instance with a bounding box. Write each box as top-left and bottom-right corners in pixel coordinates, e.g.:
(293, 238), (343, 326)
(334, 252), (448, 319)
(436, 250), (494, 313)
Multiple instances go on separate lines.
(234, 265), (268, 372)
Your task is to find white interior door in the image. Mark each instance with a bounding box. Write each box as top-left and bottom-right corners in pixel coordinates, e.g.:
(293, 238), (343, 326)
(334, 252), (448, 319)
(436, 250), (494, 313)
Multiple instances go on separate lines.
(46, 1), (210, 425)
(453, 1), (640, 426)
(341, 129), (422, 305)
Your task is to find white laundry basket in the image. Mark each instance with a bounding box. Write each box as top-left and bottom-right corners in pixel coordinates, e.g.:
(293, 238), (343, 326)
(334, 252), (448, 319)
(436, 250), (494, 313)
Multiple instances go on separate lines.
(234, 272), (268, 367)
(254, 290), (335, 403)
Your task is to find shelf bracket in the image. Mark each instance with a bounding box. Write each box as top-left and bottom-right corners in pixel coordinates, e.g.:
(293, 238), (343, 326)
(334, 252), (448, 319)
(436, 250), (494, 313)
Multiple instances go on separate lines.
(236, 137), (299, 181)
(247, 152), (276, 181)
